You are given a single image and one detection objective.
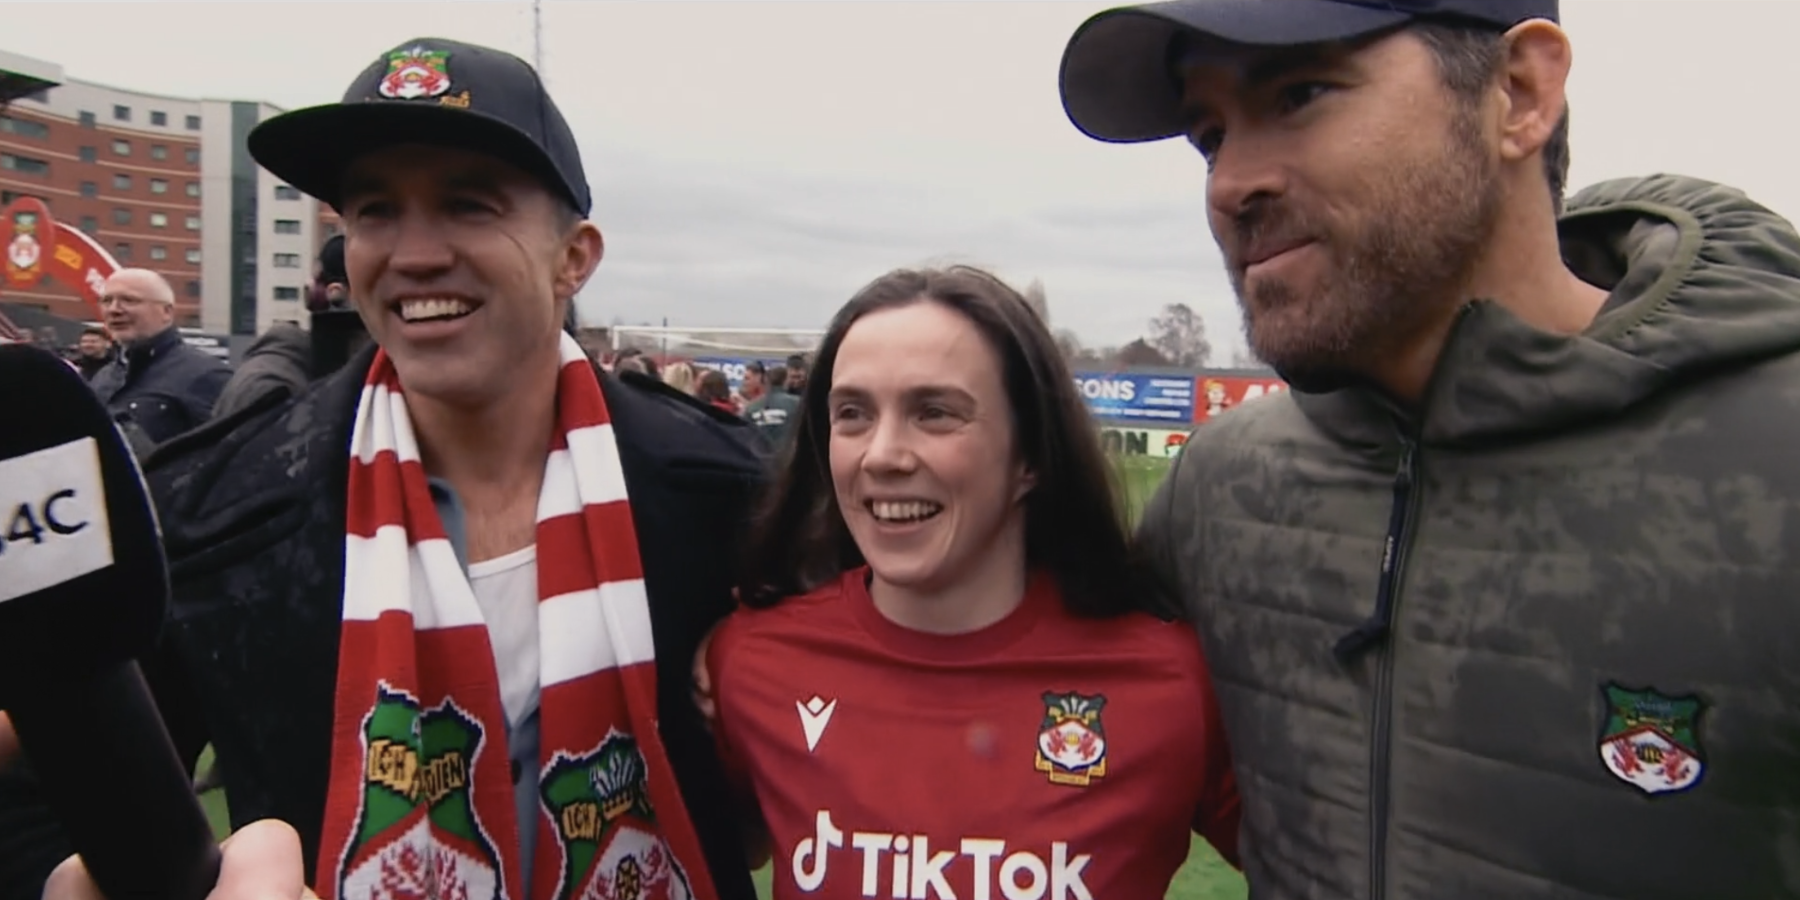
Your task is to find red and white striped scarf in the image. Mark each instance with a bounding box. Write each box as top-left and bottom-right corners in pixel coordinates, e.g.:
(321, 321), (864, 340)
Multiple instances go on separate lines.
(315, 332), (716, 900)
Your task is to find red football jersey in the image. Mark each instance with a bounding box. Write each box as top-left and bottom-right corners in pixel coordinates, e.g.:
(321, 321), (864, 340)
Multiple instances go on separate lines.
(709, 568), (1240, 900)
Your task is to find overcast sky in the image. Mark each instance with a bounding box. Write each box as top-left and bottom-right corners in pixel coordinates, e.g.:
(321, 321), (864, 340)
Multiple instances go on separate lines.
(6, 1), (1798, 356)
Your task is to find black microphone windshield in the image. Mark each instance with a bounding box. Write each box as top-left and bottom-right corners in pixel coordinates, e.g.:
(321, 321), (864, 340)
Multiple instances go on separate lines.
(0, 343), (221, 900)
(0, 344), (165, 691)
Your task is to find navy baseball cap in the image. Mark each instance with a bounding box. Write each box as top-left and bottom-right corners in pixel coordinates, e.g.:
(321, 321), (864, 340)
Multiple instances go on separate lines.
(248, 38), (591, 215)
(1060, 0), (1559, 143)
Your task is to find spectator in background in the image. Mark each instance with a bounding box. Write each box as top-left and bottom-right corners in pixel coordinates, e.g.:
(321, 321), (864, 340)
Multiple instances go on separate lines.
(212, 234), (359, 420)
(784, 352), (808, 394)
(73, 326), (113, 381)
(744, 363), (801, 451)
(640, 355), (662, 381)
(663, 360), (697, 395)
(88, 268), (231, 452)
(694, 369), (738, 416)
(737, 360), (767, 407)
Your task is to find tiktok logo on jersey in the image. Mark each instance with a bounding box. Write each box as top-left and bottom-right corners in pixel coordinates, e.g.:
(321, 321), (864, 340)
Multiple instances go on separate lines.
(789, 810), (1093, 900)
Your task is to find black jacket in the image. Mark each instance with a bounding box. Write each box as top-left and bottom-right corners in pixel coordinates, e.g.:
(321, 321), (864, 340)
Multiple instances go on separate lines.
(208, 324), (311, 421)
(88, 328), (232, 446)
(3, 343), (767, 900)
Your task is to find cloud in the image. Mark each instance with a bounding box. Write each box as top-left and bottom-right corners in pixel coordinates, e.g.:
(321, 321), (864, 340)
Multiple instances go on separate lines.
(576, 143), (1243, 350)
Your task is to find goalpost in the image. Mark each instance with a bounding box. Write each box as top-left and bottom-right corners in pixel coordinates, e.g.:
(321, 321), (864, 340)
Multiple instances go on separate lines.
(607, 325), (825, 363)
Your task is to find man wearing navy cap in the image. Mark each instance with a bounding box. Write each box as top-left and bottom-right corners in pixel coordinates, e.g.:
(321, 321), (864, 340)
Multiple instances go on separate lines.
(1064, 1), (1800, 897)
(24, 38), (766, 900)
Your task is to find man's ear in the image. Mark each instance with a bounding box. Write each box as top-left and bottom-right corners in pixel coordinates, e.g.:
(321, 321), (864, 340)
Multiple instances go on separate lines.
(556, 220), (604, 300)
(1496, 19), (1572, 167)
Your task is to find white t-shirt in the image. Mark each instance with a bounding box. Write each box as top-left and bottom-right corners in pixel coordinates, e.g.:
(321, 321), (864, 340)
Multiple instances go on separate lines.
(467, 546), (544, 882)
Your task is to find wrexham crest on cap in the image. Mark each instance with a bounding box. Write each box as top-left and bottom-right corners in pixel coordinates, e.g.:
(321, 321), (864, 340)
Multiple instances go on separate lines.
(1598, 683), (1707, 796)
(379, 46), (453, 101)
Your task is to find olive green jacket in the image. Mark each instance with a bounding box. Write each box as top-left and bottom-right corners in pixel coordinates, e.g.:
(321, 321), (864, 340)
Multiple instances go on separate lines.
(1141, 175), (1800, 900)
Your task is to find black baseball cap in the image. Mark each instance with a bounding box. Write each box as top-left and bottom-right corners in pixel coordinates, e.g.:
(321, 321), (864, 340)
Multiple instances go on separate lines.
(1060, 0), (1559, 143)
(248, 38), (591, 215)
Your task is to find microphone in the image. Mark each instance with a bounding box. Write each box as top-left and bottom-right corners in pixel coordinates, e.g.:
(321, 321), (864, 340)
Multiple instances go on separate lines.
(0, 344), (221, 900)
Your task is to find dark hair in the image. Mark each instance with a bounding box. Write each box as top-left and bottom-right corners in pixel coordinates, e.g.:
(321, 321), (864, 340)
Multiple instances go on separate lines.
(696, 369), (731, 403)
(765, 364), (788, 389)
(736, 265), (1160, 619)
(785, 353), (808, 371)
(317, 234), (347, 285)
(1412, 21), (1571, 214)
(81, 326), (108, 339)
(746, 360), (766, 377)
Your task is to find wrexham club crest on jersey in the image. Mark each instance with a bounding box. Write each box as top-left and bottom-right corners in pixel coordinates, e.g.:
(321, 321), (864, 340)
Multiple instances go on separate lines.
(1598, 683), (1707, 796)
(338, 684), (504, 900)
(379, 46), (453, 100)
(540, 733), (694, 900)
(1034, 692), (1108, 787)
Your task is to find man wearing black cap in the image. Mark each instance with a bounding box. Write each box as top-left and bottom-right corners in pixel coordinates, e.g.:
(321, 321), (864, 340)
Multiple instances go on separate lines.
(1063, 1), (1800, 897)
(28, 38), (764, 900)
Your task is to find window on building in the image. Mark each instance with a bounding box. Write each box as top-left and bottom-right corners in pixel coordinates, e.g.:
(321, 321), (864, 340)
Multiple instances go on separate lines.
(113, 242), (132, 259)
(0, 153), (50, 176)
(112, 173), (131, 190)
(149, 212), (168, 228)
(185, 147), (200, 165)
(272, 253), (302, 268)
(150, 144), (167, 161)
(185, 248), (201, 264)
(111, 139), (130, 156)
(184, 114), (201, 130)
(186, 280), (200, 298)
(150, 111), (167, 127)
(78, 145), (96, 162)
(0, 115), (49, 139)
(79, 216), (98, 235)
(0, 190), (17, 205)
(78, 111), (96, 128)
(185, 215), (201, 231)
(112, 208), (131, 225)
(186, 181), (201, 198)
(274, 185), (301, 201)
(112, 105), (130, 122)
(79, 181), (97, 198)
(150, 178), (169, 195)
(273, 219), (302, 235)
(273, 286), (301, 301)
(149, 245), (167, 261)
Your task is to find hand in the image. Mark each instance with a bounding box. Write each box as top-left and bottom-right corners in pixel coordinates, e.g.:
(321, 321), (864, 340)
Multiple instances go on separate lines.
(691, 624), (719, 729)
(43, 819), (314, 900)
(0, 711), (17, 768)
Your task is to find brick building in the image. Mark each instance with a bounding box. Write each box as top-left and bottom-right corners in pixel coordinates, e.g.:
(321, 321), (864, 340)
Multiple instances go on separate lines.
(0, 47), (332, 353)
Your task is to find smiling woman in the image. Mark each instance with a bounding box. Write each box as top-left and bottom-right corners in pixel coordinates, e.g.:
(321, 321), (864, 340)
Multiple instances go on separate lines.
(698, 265), (1242, 900)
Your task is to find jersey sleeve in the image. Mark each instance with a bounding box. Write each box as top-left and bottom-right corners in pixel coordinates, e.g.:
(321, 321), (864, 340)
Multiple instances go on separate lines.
(704, 611), (775, 869)
(1188, 636), (1243, 869)
(704, 612), (752, 796)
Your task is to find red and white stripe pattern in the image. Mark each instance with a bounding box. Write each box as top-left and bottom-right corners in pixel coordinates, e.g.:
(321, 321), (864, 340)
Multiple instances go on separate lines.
(314, 331), (718, 900)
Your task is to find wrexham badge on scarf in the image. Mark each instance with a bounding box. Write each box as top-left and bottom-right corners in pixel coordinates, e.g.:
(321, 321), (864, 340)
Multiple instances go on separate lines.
(314, 332), (718, 900)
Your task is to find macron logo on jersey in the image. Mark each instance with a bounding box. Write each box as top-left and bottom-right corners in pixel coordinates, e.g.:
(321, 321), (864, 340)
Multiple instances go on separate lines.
(791, 810), (1094, 900)
(798, 695), (837, 752)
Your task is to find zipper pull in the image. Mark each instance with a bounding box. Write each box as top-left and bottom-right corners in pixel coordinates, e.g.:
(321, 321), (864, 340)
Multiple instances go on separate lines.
(1333, 438), (1418, 664)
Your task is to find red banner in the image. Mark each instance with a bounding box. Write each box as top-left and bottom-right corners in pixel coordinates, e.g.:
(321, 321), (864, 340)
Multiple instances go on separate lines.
(0, 197), (119, 319)
(48, 219), (120, 317)
(3, 196), (54, 290)
(1193, 375), (1288, 423)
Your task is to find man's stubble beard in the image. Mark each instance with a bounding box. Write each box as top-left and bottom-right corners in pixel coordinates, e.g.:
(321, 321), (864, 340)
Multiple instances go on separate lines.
(1231, 109), (1502, 387)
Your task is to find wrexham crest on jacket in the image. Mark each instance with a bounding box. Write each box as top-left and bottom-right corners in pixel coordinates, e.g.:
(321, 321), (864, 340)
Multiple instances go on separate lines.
(338, 683), (503, 900)
(1035, 691), (1108, 787)
(379, 46), (453, 100)
(1598, 684), (1707, 796)
(540, 733), (693, 900)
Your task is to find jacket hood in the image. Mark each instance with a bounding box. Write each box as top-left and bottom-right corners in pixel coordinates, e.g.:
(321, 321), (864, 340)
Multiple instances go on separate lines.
(1296, 174), (1800, 447)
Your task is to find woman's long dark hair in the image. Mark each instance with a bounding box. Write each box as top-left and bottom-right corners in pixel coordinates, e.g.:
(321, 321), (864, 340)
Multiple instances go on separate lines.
(736, 265), (1164, 619)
